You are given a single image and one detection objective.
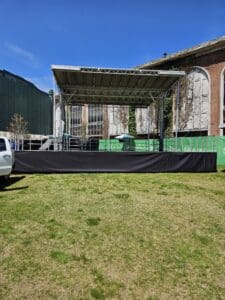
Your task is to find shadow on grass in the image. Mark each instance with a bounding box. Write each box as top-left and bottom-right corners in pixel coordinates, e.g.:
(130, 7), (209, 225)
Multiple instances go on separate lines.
(0, 176), (28, 192)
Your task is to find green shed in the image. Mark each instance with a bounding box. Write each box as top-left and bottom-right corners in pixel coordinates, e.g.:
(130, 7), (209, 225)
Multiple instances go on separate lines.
(0, 70), (52, 135)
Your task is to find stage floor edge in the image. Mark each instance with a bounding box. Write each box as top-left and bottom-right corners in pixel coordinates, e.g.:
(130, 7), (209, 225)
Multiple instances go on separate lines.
(14, 151), (217, 173)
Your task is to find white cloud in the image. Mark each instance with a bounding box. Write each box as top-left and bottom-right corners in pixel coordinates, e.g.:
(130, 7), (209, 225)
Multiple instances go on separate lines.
(4, 42), (40, 68)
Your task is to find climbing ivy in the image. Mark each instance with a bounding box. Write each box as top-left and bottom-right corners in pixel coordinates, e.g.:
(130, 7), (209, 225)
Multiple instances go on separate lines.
(128, 105), (137, 137)
(164, 95), (173, 137)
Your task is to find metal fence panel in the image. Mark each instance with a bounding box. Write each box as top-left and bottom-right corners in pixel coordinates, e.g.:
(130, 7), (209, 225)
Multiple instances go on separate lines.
(99, 136), (225, 165)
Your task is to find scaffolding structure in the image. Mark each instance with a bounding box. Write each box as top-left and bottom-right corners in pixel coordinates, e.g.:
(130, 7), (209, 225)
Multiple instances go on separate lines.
(52, 65), (185, 151)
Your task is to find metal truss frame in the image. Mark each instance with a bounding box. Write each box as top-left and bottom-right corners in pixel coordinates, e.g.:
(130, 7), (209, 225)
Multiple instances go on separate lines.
(52, 65), (185, 151)
(62, 89), (168, 151)
(61, 86), (165, 106)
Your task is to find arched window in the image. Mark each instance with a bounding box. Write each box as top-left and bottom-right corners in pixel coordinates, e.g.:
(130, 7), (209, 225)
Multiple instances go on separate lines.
(178, 67), (210, 136)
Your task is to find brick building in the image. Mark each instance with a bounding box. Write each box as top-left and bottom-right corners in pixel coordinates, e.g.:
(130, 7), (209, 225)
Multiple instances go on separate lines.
(60, 37), (225, 139)
(139, 36), (225, 136)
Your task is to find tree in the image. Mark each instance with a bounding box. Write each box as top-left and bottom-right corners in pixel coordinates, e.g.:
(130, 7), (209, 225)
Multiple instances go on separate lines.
(7, 113), (29, 149)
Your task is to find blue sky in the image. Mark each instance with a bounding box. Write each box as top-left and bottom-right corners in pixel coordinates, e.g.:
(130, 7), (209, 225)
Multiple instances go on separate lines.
(0, 0), (225, 92)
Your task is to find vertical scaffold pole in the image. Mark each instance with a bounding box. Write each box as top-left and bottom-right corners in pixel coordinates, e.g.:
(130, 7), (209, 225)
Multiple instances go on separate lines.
(52, 75), (58, 151)
(159, 93), (166, 152)
(147, 105), (150, 152)
(175, 80), (180, 150)
(52, 75), (56, 138)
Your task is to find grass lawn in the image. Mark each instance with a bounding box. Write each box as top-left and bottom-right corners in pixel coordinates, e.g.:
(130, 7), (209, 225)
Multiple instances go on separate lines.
(0, 171), (225, 299)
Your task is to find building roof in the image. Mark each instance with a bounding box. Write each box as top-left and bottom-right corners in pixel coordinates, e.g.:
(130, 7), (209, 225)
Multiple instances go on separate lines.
(0, 69), (49, 95)
(51, 65), (185, 106)
(138, 36), (225, 69)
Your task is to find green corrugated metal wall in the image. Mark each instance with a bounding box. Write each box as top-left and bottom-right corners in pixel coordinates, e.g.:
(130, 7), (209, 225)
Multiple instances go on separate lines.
(0, 70), (52, 135)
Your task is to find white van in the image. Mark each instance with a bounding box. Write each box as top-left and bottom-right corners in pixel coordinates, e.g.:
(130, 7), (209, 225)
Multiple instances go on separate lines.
(0, 137), (14, 180)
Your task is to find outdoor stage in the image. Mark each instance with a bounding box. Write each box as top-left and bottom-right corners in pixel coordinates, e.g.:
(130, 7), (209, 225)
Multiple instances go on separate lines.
(14, 151), (217, 173)
(13, 66), (215, 174)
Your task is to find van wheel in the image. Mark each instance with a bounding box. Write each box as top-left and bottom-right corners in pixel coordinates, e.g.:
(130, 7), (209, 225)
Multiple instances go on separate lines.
(4, 175), (10, 181)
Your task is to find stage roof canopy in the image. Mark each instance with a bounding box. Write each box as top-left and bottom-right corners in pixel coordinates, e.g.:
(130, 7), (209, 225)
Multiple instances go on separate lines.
(52, 65), (185, 106)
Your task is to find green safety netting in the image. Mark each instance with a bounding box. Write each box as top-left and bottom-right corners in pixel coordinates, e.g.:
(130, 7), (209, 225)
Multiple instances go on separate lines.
(99, 136), (225, 165)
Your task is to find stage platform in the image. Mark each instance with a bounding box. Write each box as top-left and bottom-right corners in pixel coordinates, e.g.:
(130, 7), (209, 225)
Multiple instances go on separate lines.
(14, 151), (217, 173)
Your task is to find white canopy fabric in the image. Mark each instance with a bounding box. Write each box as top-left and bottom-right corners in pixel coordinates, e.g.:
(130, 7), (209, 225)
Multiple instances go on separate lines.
(115, 134), (134, 139)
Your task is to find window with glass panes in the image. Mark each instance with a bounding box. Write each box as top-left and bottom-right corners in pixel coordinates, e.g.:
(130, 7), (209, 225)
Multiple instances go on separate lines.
(71, 106), (82, 136)
(88, 104), (103, 136)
